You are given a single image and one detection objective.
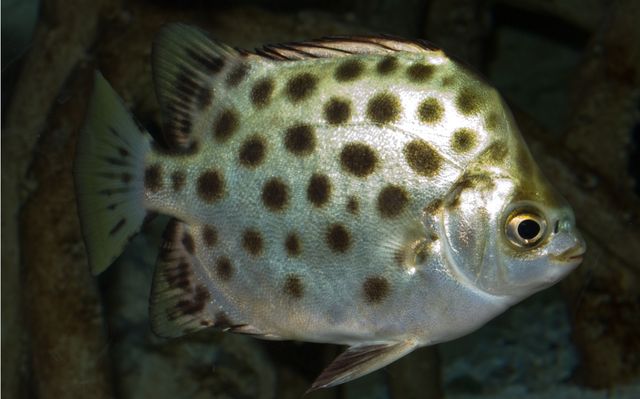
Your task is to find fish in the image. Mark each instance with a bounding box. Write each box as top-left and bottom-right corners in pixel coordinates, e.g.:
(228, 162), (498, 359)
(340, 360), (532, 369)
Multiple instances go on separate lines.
(73, 23), (586, 390)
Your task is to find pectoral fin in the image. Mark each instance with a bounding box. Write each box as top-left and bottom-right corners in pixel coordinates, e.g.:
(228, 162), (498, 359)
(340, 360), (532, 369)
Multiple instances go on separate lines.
(308, 340), (419, 392)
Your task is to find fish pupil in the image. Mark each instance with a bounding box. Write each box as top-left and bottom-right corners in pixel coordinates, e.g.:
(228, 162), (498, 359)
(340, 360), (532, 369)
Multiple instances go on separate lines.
(518, 219), (540, 240)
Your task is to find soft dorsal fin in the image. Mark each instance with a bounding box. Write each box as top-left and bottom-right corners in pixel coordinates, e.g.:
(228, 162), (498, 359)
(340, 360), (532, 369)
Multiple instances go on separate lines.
(150, 219), (283, 340)
(308, 340), (418, 392)
(255, 35), (440, 61)
(152, 23), (251, 150)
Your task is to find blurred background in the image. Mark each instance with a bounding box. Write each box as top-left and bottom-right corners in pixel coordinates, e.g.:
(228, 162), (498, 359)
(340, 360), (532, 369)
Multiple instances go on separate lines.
(2, 0), (639, 398)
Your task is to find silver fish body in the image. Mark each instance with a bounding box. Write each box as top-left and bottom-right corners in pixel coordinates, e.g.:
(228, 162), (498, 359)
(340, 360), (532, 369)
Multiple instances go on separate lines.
(74, 23), (585, 390)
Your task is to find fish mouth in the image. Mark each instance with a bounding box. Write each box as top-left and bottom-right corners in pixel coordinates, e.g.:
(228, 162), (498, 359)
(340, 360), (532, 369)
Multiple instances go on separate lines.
(551, 245), (586, 265)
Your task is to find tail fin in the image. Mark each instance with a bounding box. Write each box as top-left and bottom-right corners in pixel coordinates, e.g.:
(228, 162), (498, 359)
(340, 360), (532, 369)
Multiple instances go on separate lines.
(73, 73), (152, 274)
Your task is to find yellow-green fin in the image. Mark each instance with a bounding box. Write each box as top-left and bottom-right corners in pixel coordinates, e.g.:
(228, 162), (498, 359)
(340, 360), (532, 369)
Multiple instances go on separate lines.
(73, 73), (151, 274)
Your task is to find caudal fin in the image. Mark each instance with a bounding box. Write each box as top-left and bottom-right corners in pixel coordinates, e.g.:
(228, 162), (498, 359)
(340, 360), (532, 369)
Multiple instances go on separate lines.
(73, 73), (152, 274)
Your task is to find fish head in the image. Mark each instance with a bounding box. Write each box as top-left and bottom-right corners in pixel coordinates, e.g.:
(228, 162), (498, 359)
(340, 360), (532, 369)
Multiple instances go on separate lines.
(436, 143), (585, 299)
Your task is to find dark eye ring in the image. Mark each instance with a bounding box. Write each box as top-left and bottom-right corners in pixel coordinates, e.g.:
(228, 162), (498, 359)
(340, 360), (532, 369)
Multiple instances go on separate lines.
(505, 211), (547, 248)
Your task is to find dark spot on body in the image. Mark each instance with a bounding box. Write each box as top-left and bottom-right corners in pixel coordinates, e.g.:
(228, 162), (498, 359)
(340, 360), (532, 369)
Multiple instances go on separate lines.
(484, 112), (499, 131)
(226, 63), (249, 87)
(242, 229), (263, 256)
(404, 139), (442, 177)
(144, 164), (162, 192)
(176, 284), (210, 315)
(213, 109), (239, 142)
(171, 170), (186, 191)
(286, 73), (318, 102)
(451, 128), (477, 153)
(239, 135), (266, 168)
(407, 63), (434, 82)
(307, 173), (331, 207)
(215, 257), (233, 281)
(346, 196), (359, 214)
(456, 87), (482, 115)
(109, 218), (126, 236)
(417, 98), (443, 124)
(182, 232), (195, 255)
(326, 223), (351, 253)
(335, 59), (364, 81)
(367, 92), (401, 124)
(251, 78), (275, 108)
(284, 124), (315, 156)
(377, 185), (409, 218)
(283, 274), (304, 299)
(480, 141), (508, 164)
(213, 311), (232, 329)
(197, 169), (225, 203)
(340, 143), (378, 177)
(323, 97), (351, 125)
(363, 276), (390, 304)
(262, 178), (289, 211)
(202, 225), (218, 247)
(377, 56), (398, 75)
(285, 233), (301, 257)
(424, 199), (442, 215)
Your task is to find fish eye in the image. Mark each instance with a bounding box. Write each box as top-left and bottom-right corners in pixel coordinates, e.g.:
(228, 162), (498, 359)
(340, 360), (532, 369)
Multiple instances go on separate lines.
(505, 210), (547, 248)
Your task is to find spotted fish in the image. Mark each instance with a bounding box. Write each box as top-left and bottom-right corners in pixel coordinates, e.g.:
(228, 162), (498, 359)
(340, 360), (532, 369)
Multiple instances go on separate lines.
(73, 23), (586, 390)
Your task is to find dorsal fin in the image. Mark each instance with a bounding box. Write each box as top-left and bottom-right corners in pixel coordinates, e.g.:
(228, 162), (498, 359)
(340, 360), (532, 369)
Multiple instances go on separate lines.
(152, 23), (253, 150)
(255, 35), (440, 61)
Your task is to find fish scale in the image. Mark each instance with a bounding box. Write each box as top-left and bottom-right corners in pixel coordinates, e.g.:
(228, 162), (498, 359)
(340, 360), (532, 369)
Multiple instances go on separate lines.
(74, 23), (585, 391)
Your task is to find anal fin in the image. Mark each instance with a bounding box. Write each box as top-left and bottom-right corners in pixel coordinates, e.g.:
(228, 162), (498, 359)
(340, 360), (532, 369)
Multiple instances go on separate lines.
(309, 340), (419, 392)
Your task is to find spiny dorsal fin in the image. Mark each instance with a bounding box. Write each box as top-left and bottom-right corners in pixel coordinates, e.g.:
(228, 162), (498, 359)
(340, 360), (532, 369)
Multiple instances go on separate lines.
(255, 35), (440, 61)
(308, 340), (418, 392)
(152, 23), (257, 150)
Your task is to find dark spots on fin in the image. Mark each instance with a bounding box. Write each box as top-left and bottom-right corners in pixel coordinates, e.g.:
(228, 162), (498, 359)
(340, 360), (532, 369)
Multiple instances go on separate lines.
(213, 109), (240, 142)
(456, 87), (482, 115)
(202, 225), (218, 247)
(323, 97), (351, 125)
(239, 135), (266, 168)
(109, 218), (126, 236)
(117, 147), (130, 157)
(144, 164), (163, 192)
(346, 196), (359, 215)
(367, 92), (401, 124)
(215, 257), (233, 281)
(284, 124), (315, 156)
(283, 274), (304, 299)
(286, 73), (318, 102)
(197, 169), (225, 203)
(121, 173), (132, 184)
(262, 178), (289, 212)
(165, 261), (191, 290)
(176, 284), (210, 315)
(335, 59), (364, 82)
(307, 173), (331, 208)
(481, 140), (508, 164)
(250, 78), (275, 108)
(242, 229), (264, 256)
(451, 128), (477, 153)
(407, 63), (434, 82)
(377, 185), (409, 218)
(376, 56), (398, 75)
(285, 233), (301, 257)
(363, 276), (390, 304)
(171, 170), (186, 192)
(403, 139), (442, 177)
(186, 48), (224, 74)
(326, 223), (351, 253)
(417, 98), (443, 124)
(226, 63), (249, 87)
(340, 142), (379, 178)
(182, 232), (195, 255)
(196, 87), (213, 110)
